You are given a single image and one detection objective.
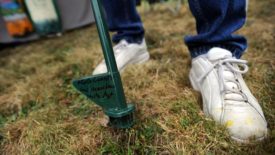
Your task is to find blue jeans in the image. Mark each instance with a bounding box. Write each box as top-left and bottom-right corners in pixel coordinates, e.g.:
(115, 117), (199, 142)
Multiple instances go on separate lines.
(102, 0), (247, 58)
(102, 0), (145, 44)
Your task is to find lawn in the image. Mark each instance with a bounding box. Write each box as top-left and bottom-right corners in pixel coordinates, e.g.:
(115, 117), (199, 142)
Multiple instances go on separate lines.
(0, 0), (274, 154)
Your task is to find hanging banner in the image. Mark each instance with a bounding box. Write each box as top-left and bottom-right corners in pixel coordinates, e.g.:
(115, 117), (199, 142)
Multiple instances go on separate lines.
(24, 0), (62, 36)
(0, 0), (33, 37)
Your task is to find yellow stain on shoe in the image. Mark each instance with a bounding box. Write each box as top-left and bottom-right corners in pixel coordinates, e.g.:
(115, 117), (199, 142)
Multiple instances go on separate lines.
(226, 120), (234, 127)
(245, 117), (253, 125)
(215, 108), (222, 113)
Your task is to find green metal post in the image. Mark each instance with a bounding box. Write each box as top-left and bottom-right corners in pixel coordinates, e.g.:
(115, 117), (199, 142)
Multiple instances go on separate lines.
(72, 0), (135, 128)
(91, 0), (127, 109)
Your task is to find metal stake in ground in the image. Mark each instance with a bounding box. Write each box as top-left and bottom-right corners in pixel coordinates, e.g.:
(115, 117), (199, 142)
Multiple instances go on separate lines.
(72, 0), (135, 128)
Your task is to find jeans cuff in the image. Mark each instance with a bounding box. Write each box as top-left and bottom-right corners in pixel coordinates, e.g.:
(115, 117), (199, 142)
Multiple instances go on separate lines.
(189, 45), (244, 59)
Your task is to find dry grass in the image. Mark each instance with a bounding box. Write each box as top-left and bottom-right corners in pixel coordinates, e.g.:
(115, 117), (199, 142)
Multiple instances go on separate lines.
(0, 0), (274, 154)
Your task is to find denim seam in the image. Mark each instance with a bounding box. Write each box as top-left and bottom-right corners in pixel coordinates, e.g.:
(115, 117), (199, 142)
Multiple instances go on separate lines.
(123, 0), (130, 21)
(228, 0), (233, 19)
(193, 0), (209, 32)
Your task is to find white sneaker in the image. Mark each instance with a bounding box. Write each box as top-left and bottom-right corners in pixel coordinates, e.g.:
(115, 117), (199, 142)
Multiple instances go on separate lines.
(92, 39), (150, 75)
(189, 47), (268, 143)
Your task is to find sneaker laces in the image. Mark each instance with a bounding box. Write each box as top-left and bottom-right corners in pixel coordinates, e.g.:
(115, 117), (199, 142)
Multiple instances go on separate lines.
(197, 57), (249, 102)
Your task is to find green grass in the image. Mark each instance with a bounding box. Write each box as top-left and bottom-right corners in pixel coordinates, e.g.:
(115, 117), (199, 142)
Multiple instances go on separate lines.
(0, 0), (274, 154)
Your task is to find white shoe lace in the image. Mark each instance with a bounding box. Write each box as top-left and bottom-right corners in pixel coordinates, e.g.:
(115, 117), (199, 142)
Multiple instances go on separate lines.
(197, 57), (249, 102)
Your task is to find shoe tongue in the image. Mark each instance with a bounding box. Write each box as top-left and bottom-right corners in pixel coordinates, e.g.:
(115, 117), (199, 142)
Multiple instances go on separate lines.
(207, 47), (232, 61)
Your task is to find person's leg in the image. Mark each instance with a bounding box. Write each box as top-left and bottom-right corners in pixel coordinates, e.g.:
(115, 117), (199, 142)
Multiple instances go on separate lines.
(102, 0), (145, 44)
(93, 0), (149, 75)
(187, 0), (268, 143)
(185, 0), (247, 59)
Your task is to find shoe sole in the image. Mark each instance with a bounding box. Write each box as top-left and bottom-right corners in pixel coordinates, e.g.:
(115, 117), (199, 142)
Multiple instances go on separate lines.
(231, 135), (266, 143)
